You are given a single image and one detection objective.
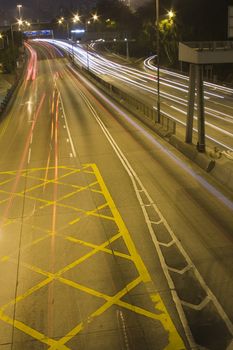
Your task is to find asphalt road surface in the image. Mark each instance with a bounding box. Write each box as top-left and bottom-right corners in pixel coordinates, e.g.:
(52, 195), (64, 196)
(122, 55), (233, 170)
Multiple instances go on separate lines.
(0, 41), (232, 350)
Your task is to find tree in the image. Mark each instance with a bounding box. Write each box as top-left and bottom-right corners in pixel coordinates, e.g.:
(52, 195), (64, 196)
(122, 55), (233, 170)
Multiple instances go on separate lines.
(159, 13), (179, 66)
(0, 46), (18, 73)
(134, 1), (156, 56)
(0, 30), (22, 73)
(95, 0), (135, 33)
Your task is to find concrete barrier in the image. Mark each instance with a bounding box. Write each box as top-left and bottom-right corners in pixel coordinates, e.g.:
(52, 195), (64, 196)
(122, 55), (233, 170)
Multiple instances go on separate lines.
(169, 135), (215, 172)
(210, 157), (233, 192)
(69, 59), (233, 194)
(71, 63), (176, 138)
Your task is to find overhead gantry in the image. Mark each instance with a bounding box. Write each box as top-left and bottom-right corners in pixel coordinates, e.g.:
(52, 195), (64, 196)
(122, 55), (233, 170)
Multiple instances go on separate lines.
(179, 41), (233, 152)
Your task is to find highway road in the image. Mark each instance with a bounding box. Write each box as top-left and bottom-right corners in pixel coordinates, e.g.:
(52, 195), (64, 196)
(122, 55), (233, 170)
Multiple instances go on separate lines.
(0, 41), (232, 350)
(42, 39), (233, 153)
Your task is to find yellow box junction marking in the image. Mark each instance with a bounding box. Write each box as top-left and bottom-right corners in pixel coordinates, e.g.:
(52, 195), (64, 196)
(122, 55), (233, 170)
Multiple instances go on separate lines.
(0, 164), (185, 350)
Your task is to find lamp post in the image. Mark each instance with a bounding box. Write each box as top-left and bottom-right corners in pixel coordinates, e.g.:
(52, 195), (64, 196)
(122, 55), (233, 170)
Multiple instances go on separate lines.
(17, 4), (22, 18)
(58, 17), (70, 39)
(84, 14), (99, 71)
(17, 4), (23, 30)
(71, 14), (82, 62)
(155, 4), (175, 124)
(124, 38), (129, 60)
(10, 19), (23, 68)
(62, 13), (99, 70)
(156, 0), (160, 123)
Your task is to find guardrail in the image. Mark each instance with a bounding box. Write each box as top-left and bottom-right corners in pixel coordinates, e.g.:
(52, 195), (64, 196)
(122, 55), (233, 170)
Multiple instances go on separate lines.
(73, 60), (176, 136)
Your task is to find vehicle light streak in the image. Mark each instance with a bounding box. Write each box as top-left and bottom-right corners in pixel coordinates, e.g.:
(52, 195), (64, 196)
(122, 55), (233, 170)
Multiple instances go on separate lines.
(25, 42), (38, 81)
(66, 64), (233, 211)
(144, 55), (233, 96)
(0, 93), (45, 226)
(35, 39), (233, 151)
(58, 41), (227, 102)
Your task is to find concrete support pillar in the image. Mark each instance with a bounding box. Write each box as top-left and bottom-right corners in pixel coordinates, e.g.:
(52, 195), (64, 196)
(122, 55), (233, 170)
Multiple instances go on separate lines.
(185, 64), (196, 143)
(196, 65), (205, 152)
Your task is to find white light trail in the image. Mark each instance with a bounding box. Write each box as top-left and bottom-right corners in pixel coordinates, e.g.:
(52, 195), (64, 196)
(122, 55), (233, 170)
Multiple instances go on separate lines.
(35, 39), (233, 151)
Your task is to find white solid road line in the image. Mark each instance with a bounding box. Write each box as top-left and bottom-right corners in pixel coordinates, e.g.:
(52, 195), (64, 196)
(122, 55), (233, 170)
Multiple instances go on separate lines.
(58, 92), (77, 158)
(80, 89), (195, 348)
(27, 148), (31, 164)
(80, 89), (233, 349)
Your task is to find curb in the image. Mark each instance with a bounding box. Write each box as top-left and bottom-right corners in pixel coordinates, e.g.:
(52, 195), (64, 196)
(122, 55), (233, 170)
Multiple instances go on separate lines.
(210, 158), (233, 193)
(169, 135), (215, 172)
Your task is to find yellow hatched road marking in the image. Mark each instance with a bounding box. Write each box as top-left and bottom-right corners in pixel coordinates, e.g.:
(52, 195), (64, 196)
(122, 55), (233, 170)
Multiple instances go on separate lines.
(87, 163), (185, 349)
(0, 277), (53, 312)
(0, 311), (71, 350)
(0, 178), (15, 187)
(0, 164), (185, 349)
(55, 232), (123, 277)
(63, 235), (132, 261)
(89, 163), (151, 283)
(48, 277), (142, 350)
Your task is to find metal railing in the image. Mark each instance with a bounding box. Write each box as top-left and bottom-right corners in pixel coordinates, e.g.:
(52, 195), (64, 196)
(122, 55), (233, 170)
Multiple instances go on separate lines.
(184, 41), (233, 51)
(78, 63), (176, 136)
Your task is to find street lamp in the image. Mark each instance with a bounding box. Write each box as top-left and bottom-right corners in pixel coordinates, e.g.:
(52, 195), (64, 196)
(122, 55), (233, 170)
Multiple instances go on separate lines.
(85, 14), (99, 70)
(9, 19), (23, 68)
(92, 14), (98, 21)
(17, 18), (23, 31)
(167, 10), (175, 20)
(17, 5), (23, 30)
(17, 4), (22, 18)
(25, 21), (31, 28)
(58, 17), (70, 38)
(124, 38), (129, 60)
(73, 14), (80, 23)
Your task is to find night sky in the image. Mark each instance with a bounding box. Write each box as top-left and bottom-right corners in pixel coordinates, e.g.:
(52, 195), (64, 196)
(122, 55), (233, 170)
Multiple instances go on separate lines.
(1, 0), (95, 22)
(0, 0), (148, 22)
(0, 0), (232, 25)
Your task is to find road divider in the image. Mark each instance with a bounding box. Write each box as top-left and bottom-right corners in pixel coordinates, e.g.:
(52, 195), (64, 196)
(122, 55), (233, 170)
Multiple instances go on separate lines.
(68, 62), (176, 137)
(67, 58), (233, 194)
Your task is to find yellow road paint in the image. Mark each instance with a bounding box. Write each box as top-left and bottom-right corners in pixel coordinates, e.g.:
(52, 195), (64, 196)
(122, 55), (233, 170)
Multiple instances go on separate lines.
(0, 277), (53, 312)
(48, 277), (142, 350)
(1, 256), (10, 262)
(0, 178), (14, 187)
(64, 235), (132, 261)
(89, 163), (151, 283)
(0, 164), (185, 349)
(0, 311), (71, 350)
(68, 217), (80, 225)
(54, 232), (123, 277)
(151, 294), (186, 350)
